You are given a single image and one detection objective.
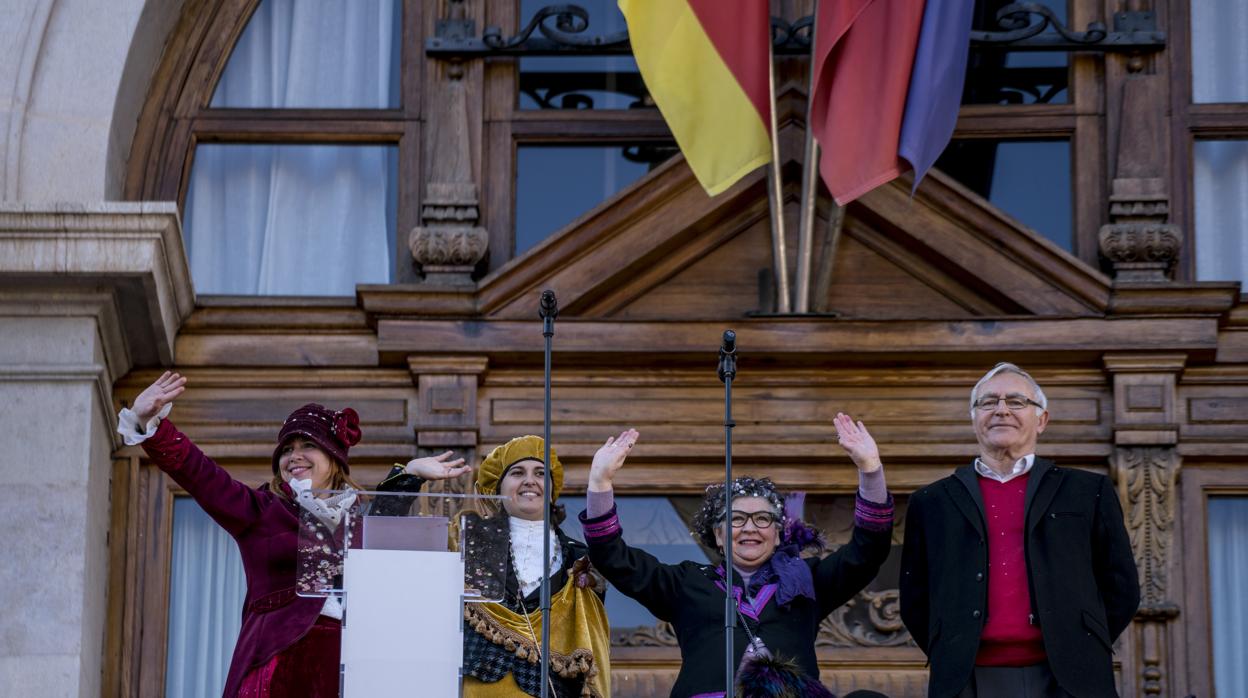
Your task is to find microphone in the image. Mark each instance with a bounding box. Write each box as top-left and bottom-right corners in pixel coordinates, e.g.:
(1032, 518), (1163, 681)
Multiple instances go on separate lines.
(718, 330), (737, 383)
(539, 289), (559, 320)
(539, 289), (558, 337)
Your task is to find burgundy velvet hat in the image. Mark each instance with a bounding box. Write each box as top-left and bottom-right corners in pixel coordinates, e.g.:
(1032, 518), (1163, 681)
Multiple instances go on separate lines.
(271, 403), (362, 474)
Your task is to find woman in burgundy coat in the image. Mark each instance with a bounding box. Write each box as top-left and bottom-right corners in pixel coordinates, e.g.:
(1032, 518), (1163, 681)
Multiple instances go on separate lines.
(118, 372), (470, 698)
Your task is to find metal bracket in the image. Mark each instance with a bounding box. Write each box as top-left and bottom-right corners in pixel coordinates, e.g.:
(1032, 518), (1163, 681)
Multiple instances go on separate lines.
(426, 3), (1165, 58)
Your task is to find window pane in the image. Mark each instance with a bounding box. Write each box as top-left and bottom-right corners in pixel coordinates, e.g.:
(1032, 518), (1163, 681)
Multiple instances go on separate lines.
(515, 144), (673, 255)
(185, 144), (398, 295)
(964, 0), (1069, 105)
(165, 498), (246, 698)
(518, 0), (643, 110)
(1192, 0), (1248, 103)
(1193, 140), (1248, 282)
(1208, 497), (1248, 696)
(211, 0), (400, 108)
(561, 496), (708, 632)
(936, 139), (1072, 250)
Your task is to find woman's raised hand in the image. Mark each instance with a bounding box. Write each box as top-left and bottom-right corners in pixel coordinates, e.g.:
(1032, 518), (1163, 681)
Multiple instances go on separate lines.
(132, 371), (187, 423)
(405, 451), (470, 480)
(588, 429), (639, 492)
(834, 412), (882, 473)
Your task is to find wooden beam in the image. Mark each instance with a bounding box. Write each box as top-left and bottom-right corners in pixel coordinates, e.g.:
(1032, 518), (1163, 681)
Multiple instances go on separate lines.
(378, 317), (1219, 356)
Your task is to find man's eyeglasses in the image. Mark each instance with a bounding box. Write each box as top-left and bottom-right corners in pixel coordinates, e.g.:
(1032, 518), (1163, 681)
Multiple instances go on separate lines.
(973, 395), (1045, 412)
(727, 510), (778, 529)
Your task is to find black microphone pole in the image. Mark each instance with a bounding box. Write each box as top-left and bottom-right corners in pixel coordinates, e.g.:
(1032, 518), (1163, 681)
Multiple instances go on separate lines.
(538, 289), (558, 698)
(717, 330), (738, 696)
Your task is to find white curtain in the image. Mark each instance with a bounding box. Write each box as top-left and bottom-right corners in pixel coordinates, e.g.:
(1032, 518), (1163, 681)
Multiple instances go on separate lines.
(1209, 497), (1248, 697)
(1193, 141), (1248, 283)
(186, 0), (399, 296)
(1192, 0), (1248, 103)
(165, 498), (247, 698)
(211, 0), (398, 109)
(185, 143), (396, 295)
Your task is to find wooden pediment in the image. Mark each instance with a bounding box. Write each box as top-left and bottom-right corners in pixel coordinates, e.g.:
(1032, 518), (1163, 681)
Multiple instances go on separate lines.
(473, 155), (1111, 321)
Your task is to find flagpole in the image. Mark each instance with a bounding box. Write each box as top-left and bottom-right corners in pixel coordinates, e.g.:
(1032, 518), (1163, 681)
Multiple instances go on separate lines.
(794, 0), (820, 314)
(766, 27), (791, 314)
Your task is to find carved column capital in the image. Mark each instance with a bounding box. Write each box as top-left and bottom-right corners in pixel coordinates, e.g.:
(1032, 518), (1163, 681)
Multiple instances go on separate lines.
(1098, 221), (1183, 283)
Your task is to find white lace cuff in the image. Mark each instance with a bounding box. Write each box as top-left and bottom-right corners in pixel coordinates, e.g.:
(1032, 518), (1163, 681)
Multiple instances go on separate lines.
(117, 403), (173, 446)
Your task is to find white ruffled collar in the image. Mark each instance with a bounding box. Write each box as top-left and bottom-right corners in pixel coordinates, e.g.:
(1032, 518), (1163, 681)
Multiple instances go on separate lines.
(508, 516), (562, 598)
(290, 477), (357, 530)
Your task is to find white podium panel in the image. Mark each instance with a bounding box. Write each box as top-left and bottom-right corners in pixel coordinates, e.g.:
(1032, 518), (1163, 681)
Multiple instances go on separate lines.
(341, 549), (464, 697)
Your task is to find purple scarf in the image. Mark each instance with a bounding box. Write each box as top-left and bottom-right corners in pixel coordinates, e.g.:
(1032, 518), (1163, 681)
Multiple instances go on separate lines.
(751, 544), (815, 608)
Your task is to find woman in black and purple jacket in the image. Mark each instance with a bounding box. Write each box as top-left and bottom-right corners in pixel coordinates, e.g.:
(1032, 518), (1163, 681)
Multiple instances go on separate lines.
(579, 414), (894, 698)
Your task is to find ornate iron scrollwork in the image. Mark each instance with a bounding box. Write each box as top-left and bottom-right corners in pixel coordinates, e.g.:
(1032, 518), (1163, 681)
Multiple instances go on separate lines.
(427, 4), (1164, 58)
(971, 3), (1106, 47)
(482, 4), (630, 53)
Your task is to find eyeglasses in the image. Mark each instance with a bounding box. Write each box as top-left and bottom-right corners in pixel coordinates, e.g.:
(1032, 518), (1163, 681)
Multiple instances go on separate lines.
(727, 510), (778, 529)
(973, 395), (1045, 412)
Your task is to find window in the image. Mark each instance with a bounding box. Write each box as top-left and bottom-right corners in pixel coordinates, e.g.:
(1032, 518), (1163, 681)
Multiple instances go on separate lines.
(964, 0), (1069, 105)
(1192, 140), (1248, 282)
(514, 144), (673, 255)
(165, 498), (246, 698)
(1207, 497), (1248, 696)
(211, 0), (400, 109)
(168, 0), (412, 295)
(1190, 0), (1248, 104)
(517, 0), (640, 111)
(184, 144), (398, 295)
(937, 139), (1073, 251)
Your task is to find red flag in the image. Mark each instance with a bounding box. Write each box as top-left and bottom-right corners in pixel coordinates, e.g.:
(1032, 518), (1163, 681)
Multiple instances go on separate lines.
(809, 0), (927, 205)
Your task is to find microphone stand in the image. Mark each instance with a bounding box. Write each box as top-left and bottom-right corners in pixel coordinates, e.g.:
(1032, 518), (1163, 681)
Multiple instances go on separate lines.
(538, 290), (558, 698)
(717, 330), (738, 696)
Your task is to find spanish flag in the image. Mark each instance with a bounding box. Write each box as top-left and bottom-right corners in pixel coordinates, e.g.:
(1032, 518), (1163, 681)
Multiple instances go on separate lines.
(620, 0), (772, 196)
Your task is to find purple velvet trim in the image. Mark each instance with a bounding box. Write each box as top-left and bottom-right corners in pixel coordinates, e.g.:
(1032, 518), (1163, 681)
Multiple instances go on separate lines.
(854, 492), (895, 533)
(578, 504), (622, 543)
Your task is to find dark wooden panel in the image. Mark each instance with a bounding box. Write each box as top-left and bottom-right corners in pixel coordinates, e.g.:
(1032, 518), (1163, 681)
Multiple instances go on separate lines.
(175, 333), (379, 366)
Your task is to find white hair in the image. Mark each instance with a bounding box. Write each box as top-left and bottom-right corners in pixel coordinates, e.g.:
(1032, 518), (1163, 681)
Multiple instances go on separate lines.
(970, 362), (1048, 416)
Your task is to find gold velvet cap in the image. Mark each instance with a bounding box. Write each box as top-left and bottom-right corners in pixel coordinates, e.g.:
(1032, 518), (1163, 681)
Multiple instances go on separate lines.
(476, 435), (564, 501)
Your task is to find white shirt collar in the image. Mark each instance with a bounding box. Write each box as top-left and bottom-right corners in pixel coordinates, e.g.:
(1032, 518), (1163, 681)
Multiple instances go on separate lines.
(974, 454), (1035, 483)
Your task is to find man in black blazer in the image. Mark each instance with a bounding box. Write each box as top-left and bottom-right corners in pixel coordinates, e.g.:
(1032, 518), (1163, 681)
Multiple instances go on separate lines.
(900, 363), (1139, 698)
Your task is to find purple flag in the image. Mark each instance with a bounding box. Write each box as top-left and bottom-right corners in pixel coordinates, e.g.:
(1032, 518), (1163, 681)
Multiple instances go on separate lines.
(898, 0), (975, 191)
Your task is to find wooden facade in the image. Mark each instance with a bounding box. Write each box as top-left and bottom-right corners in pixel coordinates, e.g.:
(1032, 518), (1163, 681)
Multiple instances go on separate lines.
(104, 1), (1248, 696)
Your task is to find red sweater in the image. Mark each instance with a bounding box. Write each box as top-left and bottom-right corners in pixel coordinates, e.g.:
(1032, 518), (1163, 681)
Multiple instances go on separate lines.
(975, 474), (1047, 666)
